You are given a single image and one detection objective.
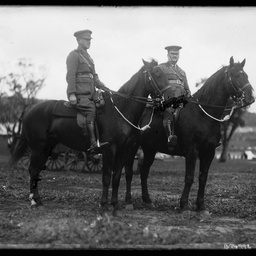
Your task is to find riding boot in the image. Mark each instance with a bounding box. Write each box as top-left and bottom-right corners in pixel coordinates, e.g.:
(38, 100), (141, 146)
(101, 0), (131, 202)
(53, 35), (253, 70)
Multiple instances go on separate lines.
(165, 116), (177, 147)
(86, 121), (109, 154)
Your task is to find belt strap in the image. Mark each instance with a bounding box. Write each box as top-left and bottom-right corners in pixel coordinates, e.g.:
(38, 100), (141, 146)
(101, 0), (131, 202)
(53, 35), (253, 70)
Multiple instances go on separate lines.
(76, 73), (94, 79)
(168, 79), (183, 85)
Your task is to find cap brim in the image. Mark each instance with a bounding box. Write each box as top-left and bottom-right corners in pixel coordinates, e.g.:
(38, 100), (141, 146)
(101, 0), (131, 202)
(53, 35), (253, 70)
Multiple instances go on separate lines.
(79, 37), (92, 40)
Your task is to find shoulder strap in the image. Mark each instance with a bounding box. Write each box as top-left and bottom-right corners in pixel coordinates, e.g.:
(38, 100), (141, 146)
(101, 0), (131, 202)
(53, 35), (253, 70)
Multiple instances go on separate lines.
(79, 53), (92, 68)
(168, 64), (183, 80)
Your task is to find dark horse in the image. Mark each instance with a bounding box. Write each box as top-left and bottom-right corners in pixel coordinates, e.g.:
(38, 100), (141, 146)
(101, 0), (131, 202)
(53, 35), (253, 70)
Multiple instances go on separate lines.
(7, 59), (174, 215)
(124, 57), (255, 215)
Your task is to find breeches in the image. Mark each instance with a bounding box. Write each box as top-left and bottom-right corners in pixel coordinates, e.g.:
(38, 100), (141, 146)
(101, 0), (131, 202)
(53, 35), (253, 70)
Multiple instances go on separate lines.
(76, 96), (96, 122)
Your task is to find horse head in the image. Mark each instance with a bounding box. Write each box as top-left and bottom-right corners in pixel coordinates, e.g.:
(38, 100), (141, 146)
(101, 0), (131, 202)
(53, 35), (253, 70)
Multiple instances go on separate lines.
(142, 58), (170, 102)
(225, 56), (255, 107)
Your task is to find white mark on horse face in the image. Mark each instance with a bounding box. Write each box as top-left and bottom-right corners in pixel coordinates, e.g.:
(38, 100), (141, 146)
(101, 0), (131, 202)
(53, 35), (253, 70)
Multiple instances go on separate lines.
(29, 193), (37, 206)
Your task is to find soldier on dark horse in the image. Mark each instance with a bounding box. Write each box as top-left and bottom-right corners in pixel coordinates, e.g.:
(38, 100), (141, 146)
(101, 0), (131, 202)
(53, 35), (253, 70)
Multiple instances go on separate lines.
(66, 29), (110, 154)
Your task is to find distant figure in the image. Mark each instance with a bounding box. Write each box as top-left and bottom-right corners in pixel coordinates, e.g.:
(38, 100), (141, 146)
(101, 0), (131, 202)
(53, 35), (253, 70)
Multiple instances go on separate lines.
(159, 45), (191, 146)
(66, 29), (109, 153)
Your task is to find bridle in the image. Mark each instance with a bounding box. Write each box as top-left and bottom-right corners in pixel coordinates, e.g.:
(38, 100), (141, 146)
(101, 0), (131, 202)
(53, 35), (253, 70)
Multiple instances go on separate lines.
(192, 65), (252, 122)
(108, 68), (170, 108)
(224, 66), (251, 106)
(106, 67), (173, 131)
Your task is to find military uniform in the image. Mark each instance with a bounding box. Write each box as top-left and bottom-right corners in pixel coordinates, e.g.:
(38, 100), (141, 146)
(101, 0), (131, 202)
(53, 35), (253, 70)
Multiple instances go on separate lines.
(66, 29), (109, 153)
(158, 62), (190, 99)
(66, 45), (102, 121)
(160, 45), (191, 147)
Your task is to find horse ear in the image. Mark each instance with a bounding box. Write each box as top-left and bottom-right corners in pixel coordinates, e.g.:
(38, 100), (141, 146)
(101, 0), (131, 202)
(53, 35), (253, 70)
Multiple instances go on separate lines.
(230, 56), (234, 67)
(241, 59), (246, 68)
(142, 59), (149, 65)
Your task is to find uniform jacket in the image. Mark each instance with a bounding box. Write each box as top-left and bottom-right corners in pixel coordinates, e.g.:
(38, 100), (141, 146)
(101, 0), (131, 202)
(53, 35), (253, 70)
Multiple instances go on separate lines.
(159, 62), (191, 97)
(66, 45), (101, 99)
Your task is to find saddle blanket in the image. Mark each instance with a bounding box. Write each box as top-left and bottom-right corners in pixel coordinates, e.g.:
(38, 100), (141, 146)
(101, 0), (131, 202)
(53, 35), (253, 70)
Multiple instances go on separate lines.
(52, 100), (86, 129)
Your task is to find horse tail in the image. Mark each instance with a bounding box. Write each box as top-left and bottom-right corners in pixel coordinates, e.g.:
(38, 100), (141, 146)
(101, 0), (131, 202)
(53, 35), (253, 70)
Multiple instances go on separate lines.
(7, 131), (29, 169)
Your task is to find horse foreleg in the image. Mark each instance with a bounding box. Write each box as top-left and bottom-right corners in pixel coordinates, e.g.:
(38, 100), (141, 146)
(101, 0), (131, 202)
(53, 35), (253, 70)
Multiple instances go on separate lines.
(124, 143), (139, 209)
(140, 149), (156, 207)
(180, 148), (198, 211)
(111, 152), (128, 216)
(100, 148), (115, 212)
(196, 149), (215, 213)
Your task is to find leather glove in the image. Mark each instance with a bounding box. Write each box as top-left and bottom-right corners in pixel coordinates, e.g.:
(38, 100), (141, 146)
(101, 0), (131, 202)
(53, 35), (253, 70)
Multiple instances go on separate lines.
(96, 80), (111, 93)
(186, 92), (192, 99)
(69, 93), (77, 105)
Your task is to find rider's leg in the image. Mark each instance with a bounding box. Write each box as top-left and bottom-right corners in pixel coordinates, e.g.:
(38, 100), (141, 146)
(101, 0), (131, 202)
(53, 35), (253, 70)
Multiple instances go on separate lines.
(163, 108), (177, 146)
(86, 115), (109, 154)
(86, 120), (98, 152)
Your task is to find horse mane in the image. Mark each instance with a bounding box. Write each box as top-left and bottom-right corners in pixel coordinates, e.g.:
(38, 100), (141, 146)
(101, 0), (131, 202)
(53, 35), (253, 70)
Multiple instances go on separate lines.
(193, 66), (226, 100)
(118, 58), (157, 95)
(118, 67), (143, 95)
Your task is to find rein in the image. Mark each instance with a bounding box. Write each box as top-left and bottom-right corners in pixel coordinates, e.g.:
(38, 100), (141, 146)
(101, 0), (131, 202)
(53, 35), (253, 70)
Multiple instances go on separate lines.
(102, 68), (166, 131)
(198, 104), (235, 122)
(109, 92), (155, 131)
(103, 70), (164, 105)
(187, 98), (249, 110)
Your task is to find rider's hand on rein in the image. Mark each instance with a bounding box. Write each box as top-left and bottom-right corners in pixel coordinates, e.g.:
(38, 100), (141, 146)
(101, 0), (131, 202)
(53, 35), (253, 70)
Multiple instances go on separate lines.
(69, 93), (77, 105)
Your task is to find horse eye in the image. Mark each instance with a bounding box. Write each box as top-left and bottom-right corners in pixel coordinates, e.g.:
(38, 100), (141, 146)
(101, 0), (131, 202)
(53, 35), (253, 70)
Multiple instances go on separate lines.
(235, 71), (243, 77)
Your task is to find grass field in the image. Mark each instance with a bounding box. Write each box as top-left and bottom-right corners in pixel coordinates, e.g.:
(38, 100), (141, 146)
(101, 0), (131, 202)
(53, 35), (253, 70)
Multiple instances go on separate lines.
(0, 156), (256, 249)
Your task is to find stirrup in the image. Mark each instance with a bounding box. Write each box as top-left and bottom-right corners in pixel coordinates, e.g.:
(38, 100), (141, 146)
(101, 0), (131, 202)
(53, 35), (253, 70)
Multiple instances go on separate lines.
(167, 135), (177, 147)
(87, 145), (100, 154)
(87, 141), (110, 154)
(99, 141), (110, 149)
(216, 142), (222, 148)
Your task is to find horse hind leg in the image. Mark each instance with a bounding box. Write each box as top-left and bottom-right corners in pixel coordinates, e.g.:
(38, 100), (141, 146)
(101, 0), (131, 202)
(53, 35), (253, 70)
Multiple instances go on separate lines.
(28, 149), (49, 208)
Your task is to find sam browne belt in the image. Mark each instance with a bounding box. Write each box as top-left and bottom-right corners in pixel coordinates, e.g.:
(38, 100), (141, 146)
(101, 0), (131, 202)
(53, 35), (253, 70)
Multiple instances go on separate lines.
(76, 73), (94, 79)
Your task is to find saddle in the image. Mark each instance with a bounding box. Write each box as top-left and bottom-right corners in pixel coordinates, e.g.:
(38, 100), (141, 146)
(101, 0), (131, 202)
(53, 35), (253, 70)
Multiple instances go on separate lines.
(52, 100), (87, 129)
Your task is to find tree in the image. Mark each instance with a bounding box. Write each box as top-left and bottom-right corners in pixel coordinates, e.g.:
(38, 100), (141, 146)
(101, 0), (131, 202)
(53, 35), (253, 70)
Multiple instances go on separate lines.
(0, 58), (47, 153)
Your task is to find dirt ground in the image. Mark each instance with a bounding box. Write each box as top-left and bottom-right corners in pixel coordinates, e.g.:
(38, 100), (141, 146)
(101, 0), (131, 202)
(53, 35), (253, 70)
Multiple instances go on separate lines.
(0, 155), (256, 249)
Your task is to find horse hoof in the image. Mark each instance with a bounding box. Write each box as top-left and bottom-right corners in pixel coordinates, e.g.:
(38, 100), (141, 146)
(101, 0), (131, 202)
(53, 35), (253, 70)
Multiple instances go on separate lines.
(181, 210), (192, 218)
(143, 202), (154, 209)
(31, 203), (44, 210)
(125, 204), (134, 211)
(99, 206), (109, 216)
(112, 209), (120, 217)
(198, 210), (212, 217)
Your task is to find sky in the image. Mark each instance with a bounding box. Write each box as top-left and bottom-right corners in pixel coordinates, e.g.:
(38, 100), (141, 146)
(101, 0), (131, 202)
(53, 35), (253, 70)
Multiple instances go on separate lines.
(1, 6), (256, 112)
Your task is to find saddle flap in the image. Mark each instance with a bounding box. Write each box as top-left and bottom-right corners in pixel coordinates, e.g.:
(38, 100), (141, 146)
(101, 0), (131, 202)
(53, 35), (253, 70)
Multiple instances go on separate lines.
(53, 100), (78, 117)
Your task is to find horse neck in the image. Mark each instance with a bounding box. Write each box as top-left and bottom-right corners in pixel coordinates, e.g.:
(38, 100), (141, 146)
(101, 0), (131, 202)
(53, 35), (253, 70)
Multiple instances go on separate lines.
(196, 68), (230, 118)
(117, 75), (149, 124)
